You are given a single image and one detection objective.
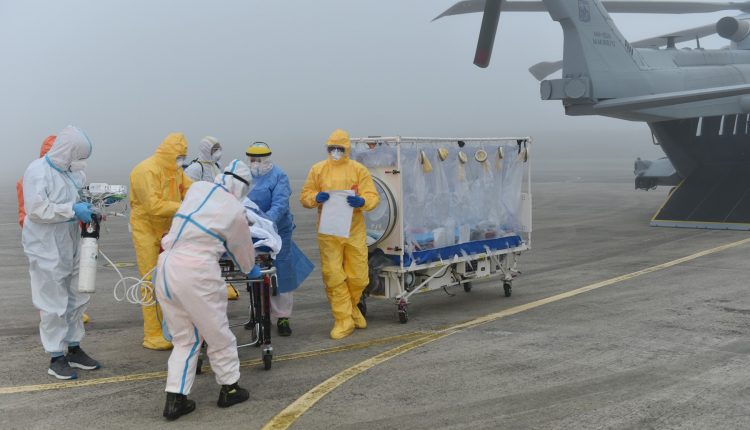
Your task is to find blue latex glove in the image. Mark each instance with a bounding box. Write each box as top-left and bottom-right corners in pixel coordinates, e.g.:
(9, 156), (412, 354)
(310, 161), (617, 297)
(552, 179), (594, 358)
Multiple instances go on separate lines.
(247, 265), (262, 279)
(73, 202), (94, 223)
(347, 195), (365, 208)
(315, 192), (330, 203)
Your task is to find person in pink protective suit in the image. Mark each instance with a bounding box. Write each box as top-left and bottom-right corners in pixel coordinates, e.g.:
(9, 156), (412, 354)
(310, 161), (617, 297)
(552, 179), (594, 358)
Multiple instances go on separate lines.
(154, 159), (258, 420)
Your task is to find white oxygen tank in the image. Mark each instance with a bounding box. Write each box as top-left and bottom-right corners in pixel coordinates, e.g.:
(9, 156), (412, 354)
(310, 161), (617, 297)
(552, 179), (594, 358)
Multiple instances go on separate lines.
(78, 237), (98, 293)
(78, 215), (100, 294)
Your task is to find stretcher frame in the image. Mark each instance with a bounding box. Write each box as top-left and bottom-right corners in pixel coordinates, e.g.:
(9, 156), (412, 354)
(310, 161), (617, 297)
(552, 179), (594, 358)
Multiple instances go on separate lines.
(195, 252), (277, 373)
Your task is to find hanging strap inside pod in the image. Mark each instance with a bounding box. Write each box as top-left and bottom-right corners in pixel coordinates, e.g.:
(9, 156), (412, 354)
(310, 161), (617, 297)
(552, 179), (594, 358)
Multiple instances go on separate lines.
(495, 146), (504, 171)
(420, 150), (433, 173)
(458, 150), (468, 180)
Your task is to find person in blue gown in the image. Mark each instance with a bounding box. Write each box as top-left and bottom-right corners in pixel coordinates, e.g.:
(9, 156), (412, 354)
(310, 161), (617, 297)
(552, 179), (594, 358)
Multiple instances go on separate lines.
(246, 142), (313, 336)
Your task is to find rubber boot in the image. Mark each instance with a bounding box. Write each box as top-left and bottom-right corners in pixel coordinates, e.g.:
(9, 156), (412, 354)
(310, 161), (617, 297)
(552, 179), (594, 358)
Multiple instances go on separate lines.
(349, 283), (367, 329)
(82, 313), (90, 324)
(326, 283), (355, 340)
(217, 382), (250, 408)
(142, 302), (173, 350)
(163, 392), (196, 421)
(227, 283), (239, 301)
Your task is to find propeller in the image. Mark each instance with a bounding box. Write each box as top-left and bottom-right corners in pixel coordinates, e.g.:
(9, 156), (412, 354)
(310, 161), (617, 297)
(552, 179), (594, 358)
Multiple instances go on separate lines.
(474, 0), (504, 68)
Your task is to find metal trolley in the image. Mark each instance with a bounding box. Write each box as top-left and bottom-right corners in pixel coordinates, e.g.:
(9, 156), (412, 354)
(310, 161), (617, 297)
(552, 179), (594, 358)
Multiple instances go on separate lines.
(195, 252), (277, 373)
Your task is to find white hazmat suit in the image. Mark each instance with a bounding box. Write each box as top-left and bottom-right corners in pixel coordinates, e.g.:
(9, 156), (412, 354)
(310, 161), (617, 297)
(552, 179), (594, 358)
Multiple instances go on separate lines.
(184, 136), (221, 182)
(22, 126), (93, 354)
(155, 160), (255, 395)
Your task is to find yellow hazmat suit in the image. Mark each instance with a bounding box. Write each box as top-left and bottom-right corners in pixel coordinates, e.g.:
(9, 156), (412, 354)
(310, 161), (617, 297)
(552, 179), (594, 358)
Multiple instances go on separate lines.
(130, 133), (193, 350)
(300, 129), (379, 339)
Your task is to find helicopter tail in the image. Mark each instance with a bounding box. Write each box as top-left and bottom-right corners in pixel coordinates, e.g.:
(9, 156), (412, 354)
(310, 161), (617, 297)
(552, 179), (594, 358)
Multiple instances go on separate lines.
(545, 0), (646, 98)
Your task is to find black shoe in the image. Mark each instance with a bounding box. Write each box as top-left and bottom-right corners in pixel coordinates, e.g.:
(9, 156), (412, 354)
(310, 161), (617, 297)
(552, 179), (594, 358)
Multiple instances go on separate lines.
(217, 383), (249, 408)
(163, 392), (196, 421)
(66, 346), (101, 370)
(277, 318), (292, 337)
(48, 356), (78, 380)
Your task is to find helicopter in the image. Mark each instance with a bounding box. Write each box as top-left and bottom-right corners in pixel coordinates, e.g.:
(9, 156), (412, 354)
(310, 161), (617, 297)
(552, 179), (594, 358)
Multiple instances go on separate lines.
(435, 0), (750, 230)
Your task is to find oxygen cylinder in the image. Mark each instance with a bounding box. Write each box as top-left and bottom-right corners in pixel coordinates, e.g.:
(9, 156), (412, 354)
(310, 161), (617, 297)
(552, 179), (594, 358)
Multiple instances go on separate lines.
(78, 214), (100, 293)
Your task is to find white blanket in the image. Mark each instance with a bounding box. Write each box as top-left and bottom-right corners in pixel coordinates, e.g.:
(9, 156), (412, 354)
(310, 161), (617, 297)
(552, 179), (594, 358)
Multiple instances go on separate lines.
(242, 198), (282, 258)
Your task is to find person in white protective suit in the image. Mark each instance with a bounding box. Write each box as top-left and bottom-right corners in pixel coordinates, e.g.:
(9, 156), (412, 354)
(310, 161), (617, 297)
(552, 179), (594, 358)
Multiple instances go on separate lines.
(21, 125), (101, 380)
(155, 159), (257, 421)
(184, 136), (222, 182)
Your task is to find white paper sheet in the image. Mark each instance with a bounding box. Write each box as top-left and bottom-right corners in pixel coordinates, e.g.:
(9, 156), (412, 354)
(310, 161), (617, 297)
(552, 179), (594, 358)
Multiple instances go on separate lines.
(318, 190), (354, 238)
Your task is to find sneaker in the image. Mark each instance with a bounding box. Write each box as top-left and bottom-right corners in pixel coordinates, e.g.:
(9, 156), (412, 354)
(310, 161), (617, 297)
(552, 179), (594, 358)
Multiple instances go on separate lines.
(66, 346), (101, 370)
(217, 383), (249, 408)
(277, 318), (292, 337)
(163, 392), (196, 421)
(48, 356), (78, 380)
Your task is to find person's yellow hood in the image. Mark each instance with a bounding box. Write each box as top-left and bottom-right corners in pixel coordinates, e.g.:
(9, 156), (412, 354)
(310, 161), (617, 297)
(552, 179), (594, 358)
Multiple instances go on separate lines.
(326, 129), (350, 164)
(154, 132), (188, 169)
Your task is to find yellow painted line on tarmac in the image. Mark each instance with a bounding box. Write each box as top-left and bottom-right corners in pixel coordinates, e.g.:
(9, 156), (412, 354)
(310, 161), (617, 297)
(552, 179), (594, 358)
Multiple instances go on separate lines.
(0, 332), (427, 395)
(262, 236), (750, 430)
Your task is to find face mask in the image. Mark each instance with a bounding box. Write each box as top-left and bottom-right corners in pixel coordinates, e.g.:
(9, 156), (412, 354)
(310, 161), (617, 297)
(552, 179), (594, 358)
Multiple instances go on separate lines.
(69, 160), (87, 172)
(211, 149), (222, 162)
(249, 163), (261, 177)
(330, 149), (344, 161)
(176, 156), (186, 168)
(259, 159), (273, 176)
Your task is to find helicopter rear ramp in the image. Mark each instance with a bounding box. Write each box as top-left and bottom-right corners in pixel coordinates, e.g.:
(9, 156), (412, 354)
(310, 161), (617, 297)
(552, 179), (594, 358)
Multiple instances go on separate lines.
(651, 164), (750, 230)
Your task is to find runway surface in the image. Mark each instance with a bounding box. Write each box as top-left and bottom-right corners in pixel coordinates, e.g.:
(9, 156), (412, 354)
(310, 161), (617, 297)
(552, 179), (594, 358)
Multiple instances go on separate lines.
(2, 178), (750, 430)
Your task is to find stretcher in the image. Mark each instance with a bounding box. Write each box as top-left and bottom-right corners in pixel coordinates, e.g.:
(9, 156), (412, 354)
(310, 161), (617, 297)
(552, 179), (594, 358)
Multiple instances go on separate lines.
(195, 251), (277, 373)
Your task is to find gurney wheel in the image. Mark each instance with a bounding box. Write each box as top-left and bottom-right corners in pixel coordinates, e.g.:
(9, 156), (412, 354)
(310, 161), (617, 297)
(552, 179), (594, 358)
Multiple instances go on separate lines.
(463, 282), (472, 293)
(263, 352), (272, 370)
(358, 296), (367, 317)
(503, 282), (512, 297)
(196, 358), (203, 375)
(398, 310), (408, 324)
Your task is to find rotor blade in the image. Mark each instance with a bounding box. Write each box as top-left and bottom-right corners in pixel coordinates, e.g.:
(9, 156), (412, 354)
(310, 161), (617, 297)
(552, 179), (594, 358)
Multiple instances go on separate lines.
(474, 0), (503, 68)
(631, 22), (719, 47)
(527, 22), (720, 81)
(603, 1), (750, 14)
(529, 61), (563, 81)
(433, 0), (750, 20)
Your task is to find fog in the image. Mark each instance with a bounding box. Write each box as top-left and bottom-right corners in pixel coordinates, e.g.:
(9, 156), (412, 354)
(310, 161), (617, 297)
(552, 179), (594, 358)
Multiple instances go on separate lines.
(1, 0), (733, 184)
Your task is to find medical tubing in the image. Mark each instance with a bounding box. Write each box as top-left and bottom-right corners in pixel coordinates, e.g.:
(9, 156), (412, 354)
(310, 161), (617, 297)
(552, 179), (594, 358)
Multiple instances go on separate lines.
(98, 249), (156, 306)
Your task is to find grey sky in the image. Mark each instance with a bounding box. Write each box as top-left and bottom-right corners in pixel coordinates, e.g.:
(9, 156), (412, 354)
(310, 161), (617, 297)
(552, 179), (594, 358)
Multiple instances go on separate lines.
(1, 1), (733, 183)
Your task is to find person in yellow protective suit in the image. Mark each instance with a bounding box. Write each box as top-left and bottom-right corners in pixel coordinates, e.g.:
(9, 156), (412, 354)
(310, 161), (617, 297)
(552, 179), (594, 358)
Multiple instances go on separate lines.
(300, 129), (380, 340)
(130, 133), (193, 350)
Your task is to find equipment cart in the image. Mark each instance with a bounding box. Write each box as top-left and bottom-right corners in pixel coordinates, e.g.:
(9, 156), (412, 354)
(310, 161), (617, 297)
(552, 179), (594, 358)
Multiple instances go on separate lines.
(196, 251), (277, 372)
(350, 136), (532, 323)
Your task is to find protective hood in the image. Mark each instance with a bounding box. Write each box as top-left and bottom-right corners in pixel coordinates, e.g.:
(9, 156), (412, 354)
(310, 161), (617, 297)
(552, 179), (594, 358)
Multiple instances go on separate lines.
(154, 132), (188, 170)
(46, 126), (92, 171)
(216, 159), (252, 200)
(40, 135), (55, 157)
(326, 129), (350, 164)
(199, 136), (219, 161)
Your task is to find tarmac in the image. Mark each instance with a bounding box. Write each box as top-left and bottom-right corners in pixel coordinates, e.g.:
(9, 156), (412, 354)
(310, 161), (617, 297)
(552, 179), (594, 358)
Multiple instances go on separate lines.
(2, 176), (750, 429)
